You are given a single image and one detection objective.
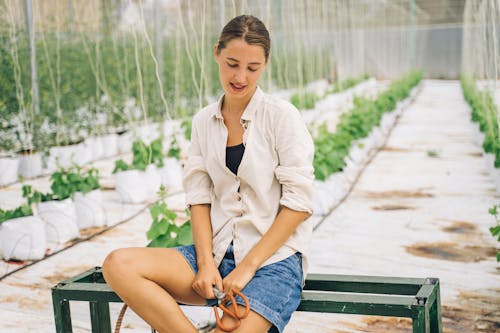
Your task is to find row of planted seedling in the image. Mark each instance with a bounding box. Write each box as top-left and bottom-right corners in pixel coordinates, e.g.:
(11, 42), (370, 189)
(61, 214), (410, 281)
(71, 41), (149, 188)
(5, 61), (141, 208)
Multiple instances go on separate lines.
(460, 75), (500, 193)
(311, 70), (423, 219)
(0, 166), (104, 262)
(289, 73), (371, 111)
(0, 117), (192, 188)
(0, 135), (186, 262)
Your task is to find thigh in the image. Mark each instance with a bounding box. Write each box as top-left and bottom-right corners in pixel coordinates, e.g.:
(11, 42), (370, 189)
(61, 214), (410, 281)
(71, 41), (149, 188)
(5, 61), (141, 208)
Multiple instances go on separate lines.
(103, 246), (205, 305)
(215, 305), (272, 333)
(230, 253), (303, 333)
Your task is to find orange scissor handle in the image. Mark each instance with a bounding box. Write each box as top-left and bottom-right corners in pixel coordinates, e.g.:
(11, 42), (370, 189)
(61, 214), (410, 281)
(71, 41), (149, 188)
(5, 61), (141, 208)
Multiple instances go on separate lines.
(213, 288), (251, 332)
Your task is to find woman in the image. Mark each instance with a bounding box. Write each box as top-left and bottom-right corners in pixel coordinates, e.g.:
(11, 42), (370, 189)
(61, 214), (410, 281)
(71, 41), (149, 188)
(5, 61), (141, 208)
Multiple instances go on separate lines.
(103, 15), (314, 333)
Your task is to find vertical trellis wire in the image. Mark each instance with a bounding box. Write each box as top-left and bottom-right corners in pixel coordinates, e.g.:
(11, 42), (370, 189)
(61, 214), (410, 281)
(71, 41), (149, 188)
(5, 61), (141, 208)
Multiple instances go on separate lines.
(137, 0), (170, 119)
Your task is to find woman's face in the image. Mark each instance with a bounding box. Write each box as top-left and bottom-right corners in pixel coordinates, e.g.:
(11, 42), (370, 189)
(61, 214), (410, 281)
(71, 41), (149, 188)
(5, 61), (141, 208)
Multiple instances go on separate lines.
(214, 39), (267, 102)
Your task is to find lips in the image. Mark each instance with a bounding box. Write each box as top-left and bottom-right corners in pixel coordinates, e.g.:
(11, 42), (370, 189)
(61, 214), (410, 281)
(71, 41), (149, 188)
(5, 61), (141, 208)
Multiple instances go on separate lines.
(230, 82), (247, 92)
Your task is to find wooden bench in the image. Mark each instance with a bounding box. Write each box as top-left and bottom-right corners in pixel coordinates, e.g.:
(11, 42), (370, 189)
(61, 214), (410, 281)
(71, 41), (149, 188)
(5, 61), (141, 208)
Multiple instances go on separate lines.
(52, 267), (442, 333)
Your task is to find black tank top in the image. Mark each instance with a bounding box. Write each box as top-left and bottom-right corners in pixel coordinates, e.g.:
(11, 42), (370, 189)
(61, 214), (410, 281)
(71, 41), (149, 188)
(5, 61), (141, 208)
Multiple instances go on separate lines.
(226, 143), (245, 175)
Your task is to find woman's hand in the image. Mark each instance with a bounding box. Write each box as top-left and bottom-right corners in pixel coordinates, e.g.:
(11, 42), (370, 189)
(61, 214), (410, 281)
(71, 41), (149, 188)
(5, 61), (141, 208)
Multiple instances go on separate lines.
(222, 262), (256, 295)
(192, 262), (223, 300)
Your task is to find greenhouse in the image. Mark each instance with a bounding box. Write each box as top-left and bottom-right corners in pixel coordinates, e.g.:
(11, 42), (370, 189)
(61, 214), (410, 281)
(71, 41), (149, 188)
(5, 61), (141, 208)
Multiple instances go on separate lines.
(0, 0), (499, 332)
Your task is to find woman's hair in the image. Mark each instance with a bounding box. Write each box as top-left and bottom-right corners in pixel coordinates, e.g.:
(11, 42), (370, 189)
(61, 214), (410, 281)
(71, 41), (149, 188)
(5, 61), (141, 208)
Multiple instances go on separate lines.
(216, 15), (270, 61)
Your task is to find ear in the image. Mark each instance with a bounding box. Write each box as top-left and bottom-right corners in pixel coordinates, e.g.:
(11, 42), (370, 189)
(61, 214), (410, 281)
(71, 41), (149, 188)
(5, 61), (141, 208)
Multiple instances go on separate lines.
(214, 43), (220, 63)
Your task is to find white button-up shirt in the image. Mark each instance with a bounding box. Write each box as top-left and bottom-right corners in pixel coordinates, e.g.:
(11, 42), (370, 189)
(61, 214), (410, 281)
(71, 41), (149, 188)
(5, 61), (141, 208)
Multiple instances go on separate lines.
(183, 86), (314, 276)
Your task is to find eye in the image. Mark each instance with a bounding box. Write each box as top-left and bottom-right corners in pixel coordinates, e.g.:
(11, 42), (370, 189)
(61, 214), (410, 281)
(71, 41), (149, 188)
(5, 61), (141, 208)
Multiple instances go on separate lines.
(227, 63), (238, 68)
(248, 67), (258, 72)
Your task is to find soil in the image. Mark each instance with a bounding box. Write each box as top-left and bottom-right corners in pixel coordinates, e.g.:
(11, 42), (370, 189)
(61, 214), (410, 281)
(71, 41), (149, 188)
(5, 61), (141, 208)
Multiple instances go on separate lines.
(405, 242), (496, 262)
(42, 264), (94, 285)
(440, 220), (477, 234)
(362, 189), (434, 199)
(381, 146), (415, 152)
(79, 226), (107, 238)
(371, 204), (416, 210)
(442, 290), (500, 332)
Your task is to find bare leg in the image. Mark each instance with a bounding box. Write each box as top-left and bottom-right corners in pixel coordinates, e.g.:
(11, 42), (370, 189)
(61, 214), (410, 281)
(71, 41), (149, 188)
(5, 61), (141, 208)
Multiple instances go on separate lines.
(214, 304), (272, 333)
(102, 247), (205, 333)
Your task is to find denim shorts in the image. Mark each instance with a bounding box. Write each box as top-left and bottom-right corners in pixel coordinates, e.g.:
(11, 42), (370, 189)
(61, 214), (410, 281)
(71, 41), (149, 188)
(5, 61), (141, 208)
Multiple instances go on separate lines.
(175, 243), (303, 333)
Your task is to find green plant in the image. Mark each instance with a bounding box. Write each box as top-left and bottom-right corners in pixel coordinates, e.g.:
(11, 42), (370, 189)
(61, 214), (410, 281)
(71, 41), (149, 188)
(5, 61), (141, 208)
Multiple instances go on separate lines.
(290, 92), (319, 110)
(0, 203), (33, 224)
(70, 166), (101, 194)
(0, 125), (20, 154)
(427, 149), (440, 158)
(50, 167), (100, 198)
(113, 137), (164, 173)
(22, 184), (53, 205)
(146, 186), (192, 248)
(331, 73), (370, 93)
(181, 118), (192, 141)
(488, 204), (500, 262)
(113, 160), (130, 173)
(22, 166), (100, 204)
(167, 135), (181, 160)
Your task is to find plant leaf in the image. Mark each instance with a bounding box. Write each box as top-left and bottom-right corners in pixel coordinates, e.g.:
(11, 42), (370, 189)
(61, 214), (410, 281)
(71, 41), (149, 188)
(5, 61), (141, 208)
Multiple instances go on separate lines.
(146, 219), (169, 240)
(177, 222), (193, 245)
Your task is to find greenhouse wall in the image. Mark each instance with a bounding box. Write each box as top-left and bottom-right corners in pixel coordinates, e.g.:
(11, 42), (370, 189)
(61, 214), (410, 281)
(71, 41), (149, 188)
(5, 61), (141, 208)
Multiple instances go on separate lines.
(333, 24), (463, 80)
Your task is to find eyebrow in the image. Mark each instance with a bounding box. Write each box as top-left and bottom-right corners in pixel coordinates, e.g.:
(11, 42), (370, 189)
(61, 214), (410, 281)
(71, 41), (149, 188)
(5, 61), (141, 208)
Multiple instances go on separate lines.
(226, 57), (262, 65)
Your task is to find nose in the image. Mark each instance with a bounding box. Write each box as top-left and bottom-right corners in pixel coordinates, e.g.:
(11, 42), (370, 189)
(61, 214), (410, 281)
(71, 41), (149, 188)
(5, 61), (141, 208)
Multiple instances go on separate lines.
(234, 68), (246, 83)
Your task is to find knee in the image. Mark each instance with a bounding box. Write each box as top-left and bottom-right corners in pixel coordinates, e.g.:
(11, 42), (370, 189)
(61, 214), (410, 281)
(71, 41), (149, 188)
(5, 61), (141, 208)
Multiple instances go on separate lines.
(102, 248), (133, 285)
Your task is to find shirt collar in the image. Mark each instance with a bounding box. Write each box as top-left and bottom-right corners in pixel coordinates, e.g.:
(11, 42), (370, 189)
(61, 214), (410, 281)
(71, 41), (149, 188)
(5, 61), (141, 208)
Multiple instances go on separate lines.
(212, 86), (263, 121)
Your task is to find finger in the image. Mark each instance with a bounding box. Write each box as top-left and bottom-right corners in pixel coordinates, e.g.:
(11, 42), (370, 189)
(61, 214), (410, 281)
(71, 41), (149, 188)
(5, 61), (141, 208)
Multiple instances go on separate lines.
(193, 280), (211, 299)
(192, 282), (203, 297)
(222, 279), (234, 296)
(202, 281), (216, 299)
(214, 276), (223, 294)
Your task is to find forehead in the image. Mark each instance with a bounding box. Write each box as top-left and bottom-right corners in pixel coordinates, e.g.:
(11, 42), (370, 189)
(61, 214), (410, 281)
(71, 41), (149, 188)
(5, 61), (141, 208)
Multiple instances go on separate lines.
(220, 39), (266, 63)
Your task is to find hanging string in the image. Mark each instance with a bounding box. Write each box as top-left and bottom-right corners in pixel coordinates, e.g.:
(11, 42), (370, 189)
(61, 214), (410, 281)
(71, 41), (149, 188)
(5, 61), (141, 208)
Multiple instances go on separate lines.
(72, 0), (114, 140)
(137, 0), (170, 120)
(129, 0), (148, 129)
(186, 0), (204, 109)
(176, 2), (202, 111)
(35, 1), (62, 146)
(173, 16), (182, 116)
(5, 0), (28, 151)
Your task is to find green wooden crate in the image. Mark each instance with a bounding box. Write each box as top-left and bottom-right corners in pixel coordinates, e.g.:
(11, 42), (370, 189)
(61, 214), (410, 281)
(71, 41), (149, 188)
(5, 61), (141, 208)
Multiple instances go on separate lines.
(52, 267), (442, 333)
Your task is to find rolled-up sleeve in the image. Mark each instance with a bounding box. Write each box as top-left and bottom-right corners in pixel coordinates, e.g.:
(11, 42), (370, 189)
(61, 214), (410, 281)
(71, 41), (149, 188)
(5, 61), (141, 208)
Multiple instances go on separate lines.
(182, 115), (212, 206)
(274, 106), (315, 214)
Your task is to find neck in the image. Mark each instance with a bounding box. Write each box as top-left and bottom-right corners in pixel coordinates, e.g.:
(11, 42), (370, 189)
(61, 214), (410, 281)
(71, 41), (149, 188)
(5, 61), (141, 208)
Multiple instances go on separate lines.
(223, 98), (246, 115)
(223, 87), (257, 114)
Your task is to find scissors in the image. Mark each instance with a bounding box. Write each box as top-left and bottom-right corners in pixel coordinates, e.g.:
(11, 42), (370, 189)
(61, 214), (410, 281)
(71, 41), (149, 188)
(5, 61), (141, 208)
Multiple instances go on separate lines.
(212, 287), (250, 332)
